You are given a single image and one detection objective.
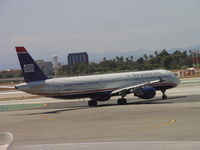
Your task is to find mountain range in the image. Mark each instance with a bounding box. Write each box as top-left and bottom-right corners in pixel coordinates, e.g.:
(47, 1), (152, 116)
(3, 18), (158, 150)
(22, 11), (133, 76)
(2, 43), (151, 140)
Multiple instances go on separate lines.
(89, 45), (200, 62)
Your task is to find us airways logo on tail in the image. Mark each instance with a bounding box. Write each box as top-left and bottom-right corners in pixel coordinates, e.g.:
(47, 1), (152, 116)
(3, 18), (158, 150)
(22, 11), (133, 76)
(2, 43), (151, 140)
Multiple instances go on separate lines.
(16, 47), (48, 82)
(24, 64), (34, 73)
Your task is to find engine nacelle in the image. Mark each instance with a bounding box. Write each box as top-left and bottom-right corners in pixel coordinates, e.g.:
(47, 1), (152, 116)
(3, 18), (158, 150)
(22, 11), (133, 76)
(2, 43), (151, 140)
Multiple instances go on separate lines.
(134, 87), (156, 99)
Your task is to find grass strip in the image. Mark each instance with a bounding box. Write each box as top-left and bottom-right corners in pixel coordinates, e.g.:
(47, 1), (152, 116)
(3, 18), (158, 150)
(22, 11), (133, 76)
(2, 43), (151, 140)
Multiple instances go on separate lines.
(0, 103), (45, 112)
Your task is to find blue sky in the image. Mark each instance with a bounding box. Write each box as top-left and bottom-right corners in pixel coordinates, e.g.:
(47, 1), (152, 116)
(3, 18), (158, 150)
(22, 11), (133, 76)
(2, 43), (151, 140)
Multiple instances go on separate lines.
(0, 0), (200, 70)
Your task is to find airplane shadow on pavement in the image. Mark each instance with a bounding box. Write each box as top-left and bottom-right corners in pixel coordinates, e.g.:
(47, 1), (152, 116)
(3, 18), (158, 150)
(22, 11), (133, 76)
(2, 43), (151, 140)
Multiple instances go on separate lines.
(24, 95), (187, 115)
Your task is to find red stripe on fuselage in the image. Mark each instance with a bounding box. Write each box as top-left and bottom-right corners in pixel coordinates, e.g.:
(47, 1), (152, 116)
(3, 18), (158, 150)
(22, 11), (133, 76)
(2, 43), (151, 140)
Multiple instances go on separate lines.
(31, 88), (117, 96)
(16, 47), (27, 53)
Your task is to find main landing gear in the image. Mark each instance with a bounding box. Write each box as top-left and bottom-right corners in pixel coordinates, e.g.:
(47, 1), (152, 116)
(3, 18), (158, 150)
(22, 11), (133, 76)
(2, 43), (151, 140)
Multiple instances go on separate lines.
(117, 91), (127, 105)
(88, 100), (97, 107)
(117, 98), (127, 105)
(161, 89), (167, 99)
(88, 91), (128, 106)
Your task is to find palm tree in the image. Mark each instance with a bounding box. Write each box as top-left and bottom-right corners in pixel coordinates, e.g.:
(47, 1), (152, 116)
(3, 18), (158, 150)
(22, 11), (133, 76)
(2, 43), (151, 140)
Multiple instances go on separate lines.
(143, 54), (148, 61)
(130, 56), (133, 60)
(154, 51), (158, 56)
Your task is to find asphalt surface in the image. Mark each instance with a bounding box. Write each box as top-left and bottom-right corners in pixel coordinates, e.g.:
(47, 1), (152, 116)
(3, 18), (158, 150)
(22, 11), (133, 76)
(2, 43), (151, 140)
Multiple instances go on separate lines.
(0, 78), (200, 150)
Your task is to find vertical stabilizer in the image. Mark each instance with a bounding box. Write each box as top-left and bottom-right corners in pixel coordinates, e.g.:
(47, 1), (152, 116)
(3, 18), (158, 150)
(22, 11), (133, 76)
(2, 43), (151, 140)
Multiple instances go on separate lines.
(16, 47), (48, 82)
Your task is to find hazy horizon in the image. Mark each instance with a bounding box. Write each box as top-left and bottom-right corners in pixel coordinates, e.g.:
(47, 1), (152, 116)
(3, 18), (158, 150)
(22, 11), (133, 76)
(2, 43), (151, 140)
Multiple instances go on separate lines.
(0, 0), (200, 70)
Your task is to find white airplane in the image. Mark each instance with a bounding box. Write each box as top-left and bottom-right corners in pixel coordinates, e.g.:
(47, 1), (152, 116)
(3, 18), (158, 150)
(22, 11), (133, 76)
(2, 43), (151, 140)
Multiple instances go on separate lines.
(6, 47), (180, 106)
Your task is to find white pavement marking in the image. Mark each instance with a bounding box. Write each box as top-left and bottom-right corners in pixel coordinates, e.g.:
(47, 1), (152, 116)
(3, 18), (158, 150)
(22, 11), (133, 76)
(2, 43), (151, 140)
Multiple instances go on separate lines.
(181, 77), (200, 82)
(0, 98), (83, 106)
(16, 142), (200, 150)
(0, 91), (24, 95)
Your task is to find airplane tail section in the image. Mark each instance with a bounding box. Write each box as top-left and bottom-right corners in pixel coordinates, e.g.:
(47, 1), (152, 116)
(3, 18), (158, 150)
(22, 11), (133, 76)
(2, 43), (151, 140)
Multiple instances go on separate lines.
(16, 47), (48, 82)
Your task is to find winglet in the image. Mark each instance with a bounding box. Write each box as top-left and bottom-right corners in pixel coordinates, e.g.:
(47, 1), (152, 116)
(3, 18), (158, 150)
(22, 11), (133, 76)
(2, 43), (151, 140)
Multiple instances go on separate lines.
(0, 132), (13, 150)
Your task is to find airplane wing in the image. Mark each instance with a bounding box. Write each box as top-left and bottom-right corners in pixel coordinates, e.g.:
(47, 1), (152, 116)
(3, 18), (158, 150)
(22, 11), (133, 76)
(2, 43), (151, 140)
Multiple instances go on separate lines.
(111, 78), (163, 96)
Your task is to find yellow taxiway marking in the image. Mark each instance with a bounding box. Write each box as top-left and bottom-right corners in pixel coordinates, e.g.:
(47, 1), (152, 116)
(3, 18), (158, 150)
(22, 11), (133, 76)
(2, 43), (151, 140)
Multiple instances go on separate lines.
(42, 115), (55, 121)
(133, 118), (176, 132)
(42, 114), (176, 132)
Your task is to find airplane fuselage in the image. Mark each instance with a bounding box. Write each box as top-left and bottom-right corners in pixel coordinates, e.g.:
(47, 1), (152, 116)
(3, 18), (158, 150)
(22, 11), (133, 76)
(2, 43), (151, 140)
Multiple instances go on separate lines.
(16, 70), (180, 100)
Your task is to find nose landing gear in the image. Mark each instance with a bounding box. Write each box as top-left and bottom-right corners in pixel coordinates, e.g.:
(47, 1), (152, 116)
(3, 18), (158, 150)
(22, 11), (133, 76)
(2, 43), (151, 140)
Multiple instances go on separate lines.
(161, 89), (167, 99)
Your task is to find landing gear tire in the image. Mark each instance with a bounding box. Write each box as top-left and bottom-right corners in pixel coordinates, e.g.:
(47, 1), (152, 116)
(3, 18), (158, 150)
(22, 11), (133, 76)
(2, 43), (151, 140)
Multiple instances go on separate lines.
(161, 89), (167, 100)
(162, 95), (167, 99)
(88, 100), (97, 107)
(117, 98), (127, 105)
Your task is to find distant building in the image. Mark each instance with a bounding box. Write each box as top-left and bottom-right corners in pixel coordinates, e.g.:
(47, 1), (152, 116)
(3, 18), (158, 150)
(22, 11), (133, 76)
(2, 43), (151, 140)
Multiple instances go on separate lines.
(36, 60), (53, 76)
(0, 69), (22, 78)
(53, 55), (60, 77)
(68, 52), (89, 65)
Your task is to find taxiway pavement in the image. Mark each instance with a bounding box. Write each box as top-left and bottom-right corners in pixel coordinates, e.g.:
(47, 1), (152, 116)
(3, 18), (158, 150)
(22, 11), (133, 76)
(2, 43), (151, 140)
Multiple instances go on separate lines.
(0, 78), (200, 150)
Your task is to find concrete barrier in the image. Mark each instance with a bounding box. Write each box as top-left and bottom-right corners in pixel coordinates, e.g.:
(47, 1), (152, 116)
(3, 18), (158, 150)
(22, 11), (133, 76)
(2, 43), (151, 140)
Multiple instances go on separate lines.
(0, 132), (13, 150)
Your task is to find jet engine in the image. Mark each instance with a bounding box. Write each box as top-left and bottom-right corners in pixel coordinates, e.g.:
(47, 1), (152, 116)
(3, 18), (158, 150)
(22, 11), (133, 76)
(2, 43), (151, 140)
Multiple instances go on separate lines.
(134, 87), (156, 99)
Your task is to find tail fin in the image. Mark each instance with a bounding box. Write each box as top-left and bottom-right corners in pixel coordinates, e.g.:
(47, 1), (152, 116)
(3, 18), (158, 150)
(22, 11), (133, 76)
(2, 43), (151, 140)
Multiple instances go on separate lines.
(16, 47), (48, 82)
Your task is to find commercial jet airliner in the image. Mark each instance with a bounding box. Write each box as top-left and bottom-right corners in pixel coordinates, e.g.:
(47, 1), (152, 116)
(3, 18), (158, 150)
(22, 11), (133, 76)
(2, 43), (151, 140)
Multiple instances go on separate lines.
(3, 47), (180, 106)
